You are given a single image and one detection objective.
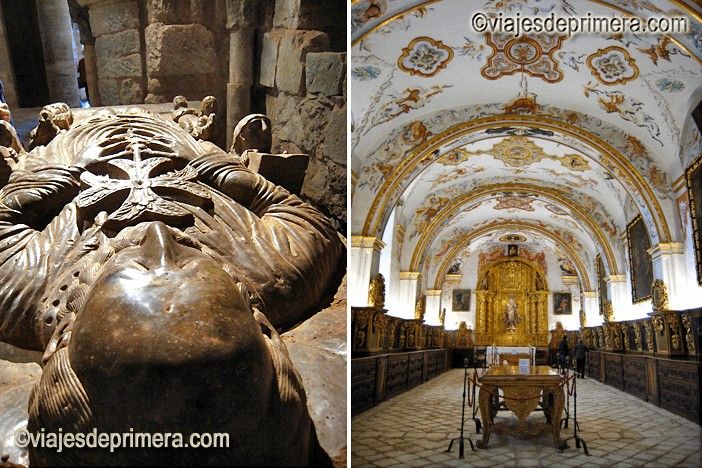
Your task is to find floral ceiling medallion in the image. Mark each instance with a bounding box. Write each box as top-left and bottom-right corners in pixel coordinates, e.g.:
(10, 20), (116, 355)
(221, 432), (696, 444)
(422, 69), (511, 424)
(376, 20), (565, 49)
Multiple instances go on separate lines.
(586, 46), (639, 86)
(398, 36), (454, 77)
(490, 135), (548, 167)
(481, 33), (565, 83)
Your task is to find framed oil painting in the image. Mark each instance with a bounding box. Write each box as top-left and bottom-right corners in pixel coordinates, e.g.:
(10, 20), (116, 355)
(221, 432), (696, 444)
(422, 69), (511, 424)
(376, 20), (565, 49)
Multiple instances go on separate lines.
(596, 255), (608, 315)
(452, 289), (471, 311)
(686, 155), (702, 286)
(627, 215), (653, 303)
(553, 292), (571, 315)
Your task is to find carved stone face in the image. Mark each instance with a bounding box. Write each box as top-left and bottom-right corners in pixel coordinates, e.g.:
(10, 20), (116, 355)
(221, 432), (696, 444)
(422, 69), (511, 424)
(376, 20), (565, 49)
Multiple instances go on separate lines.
(68, 221), (273, 432)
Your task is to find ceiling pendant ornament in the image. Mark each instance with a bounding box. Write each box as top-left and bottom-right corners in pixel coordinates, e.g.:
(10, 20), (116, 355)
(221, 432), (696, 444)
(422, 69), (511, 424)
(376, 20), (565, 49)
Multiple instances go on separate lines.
(398, 36), (454, 77)
(499, 234), (527, 243)
(481, 33), (565, 83)
(586, 46), (639, 86)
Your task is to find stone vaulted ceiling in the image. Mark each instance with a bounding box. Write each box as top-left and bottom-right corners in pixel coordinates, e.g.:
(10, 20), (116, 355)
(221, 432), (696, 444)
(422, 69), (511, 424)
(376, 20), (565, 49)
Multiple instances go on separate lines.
(351, 0), (702, 298)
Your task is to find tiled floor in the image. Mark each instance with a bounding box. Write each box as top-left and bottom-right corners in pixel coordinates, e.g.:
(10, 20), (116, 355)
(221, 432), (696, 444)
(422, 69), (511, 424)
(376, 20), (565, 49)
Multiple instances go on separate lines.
(352, 369), (701, 467)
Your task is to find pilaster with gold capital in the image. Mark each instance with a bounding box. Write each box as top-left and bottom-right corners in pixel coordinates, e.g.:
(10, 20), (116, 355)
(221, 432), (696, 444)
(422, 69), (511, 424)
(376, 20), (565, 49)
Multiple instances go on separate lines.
(350, 236), (385, 307)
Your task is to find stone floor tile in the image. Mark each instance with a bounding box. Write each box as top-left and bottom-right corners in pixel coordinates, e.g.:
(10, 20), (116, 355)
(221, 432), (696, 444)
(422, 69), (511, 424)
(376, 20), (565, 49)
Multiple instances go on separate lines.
(352, 369), (702, 468)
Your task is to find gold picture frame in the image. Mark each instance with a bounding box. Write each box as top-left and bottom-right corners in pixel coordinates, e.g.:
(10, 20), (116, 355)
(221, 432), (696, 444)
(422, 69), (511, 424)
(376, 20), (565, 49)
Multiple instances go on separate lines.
(626, 215), (653, 303)
(685, 154), (702, 286)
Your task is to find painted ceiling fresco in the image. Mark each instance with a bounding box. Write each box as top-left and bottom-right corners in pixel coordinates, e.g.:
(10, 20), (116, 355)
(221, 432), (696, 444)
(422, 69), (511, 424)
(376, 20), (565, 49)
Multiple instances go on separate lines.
(351, 0), (702, 294)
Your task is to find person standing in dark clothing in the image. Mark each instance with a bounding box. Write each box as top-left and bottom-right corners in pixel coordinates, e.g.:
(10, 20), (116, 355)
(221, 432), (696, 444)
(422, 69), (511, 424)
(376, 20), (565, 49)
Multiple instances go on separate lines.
(558, 335), (569, 374)
(574, 339), (588, 378)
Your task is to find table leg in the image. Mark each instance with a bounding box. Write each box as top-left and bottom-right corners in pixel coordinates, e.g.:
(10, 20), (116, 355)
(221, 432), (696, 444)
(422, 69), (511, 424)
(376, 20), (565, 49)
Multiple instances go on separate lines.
(476, 384), (494, 449)
(550, 386), (565, 448)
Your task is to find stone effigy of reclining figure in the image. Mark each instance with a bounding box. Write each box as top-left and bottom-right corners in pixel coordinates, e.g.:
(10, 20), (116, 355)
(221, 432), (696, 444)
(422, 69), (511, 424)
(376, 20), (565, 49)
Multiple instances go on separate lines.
(0, 98), (344, 466)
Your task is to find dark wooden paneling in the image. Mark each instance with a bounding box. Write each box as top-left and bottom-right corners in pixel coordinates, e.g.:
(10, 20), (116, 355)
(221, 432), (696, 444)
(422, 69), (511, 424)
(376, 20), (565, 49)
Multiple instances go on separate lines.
(646, 358), (658, 404)
(604, 353), (624, 390)
(351, 357), (377, 415)
(407, 353), (424, 389)
(622, 355), (647, 401)
(657, 360), (701, 424)
(385, 354), (409, 399)
(352, 349), (451, 414)
(425, 350), (444, 379)
(587, 351), (601, 380)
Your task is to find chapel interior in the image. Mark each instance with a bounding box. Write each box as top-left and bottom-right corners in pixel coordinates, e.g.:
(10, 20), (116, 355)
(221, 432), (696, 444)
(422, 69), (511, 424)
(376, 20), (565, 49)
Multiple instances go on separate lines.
(0, 1), (347, 466)
(350, 0), (702, 466)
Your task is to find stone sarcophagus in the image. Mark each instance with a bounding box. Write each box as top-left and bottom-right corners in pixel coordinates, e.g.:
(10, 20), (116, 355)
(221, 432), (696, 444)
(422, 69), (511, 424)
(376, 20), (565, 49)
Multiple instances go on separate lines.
(0, 100), (344, 466)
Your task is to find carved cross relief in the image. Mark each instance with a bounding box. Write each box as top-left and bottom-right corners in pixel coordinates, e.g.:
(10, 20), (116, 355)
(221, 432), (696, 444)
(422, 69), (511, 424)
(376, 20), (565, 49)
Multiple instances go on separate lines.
(75, 128), (211, 228)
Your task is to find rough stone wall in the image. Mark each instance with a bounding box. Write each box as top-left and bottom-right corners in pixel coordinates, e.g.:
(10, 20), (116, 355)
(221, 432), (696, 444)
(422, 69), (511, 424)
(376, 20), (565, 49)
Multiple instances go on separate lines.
(261, 0), (347, 229)
(90, 0), (145, 105)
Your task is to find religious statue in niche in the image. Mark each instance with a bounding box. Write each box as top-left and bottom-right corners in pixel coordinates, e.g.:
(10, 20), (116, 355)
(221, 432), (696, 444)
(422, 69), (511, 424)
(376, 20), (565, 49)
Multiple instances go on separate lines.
(0, 99), (343, 466)
(507, 244), (519, 256)
(503, 296), (520, 331)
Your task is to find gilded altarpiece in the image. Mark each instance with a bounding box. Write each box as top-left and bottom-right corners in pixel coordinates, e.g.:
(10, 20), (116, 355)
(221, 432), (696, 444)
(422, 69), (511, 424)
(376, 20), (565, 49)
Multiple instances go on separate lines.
(475, 258), (549, 346)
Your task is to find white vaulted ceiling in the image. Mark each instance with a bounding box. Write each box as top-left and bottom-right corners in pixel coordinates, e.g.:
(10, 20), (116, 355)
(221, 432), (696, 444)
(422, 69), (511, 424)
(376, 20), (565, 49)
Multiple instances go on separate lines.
(351, 0), (702, 299)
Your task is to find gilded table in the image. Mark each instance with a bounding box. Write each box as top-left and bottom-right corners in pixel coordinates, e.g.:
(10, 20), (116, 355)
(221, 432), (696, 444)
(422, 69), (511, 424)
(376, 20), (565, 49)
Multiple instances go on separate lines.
(476, 365), (565, 448)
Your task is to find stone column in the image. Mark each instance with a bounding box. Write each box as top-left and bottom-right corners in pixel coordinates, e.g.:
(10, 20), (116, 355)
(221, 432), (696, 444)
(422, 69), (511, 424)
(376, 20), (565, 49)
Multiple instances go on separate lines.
(648, 243), (687, 310)
(36, 0), (81, 107)
(0, 2), (18, 108)
(82, 42), (101, 106)
(226, 0), (259, 148)
(606, 275), (628, 318)
(350, 236), (384, 307)
(72, 4), (102, 107)
(396, 272), (421, 320)
(424, 289), (442, 326)
(582, 291), (601, 327)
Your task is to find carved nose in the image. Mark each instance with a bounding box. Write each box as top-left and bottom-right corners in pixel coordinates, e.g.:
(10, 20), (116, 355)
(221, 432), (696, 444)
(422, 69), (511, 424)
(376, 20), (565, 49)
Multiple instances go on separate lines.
(137, 222), (182, 270)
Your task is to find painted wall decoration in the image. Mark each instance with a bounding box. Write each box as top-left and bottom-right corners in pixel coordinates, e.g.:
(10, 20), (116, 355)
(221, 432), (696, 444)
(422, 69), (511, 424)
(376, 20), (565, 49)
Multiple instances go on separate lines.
(586, 46), (639, 86)
(398, 36), (454, 77)
(686, 155), (702, 286)
(553, 292), (572, 315)
(369, 85), (451, 129)
(452, 288), (471, 311)
(627, 215), (653, 303)
(494, 195), (536, 212)
(583, 81), (663, 146)
(481, 33), (565, 83)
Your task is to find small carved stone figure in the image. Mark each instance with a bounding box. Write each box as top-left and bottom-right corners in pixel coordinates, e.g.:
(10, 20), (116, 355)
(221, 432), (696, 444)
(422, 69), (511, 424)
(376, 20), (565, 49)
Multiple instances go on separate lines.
(171, 95), (216, 141)
(0, 104), (343, 466)
(0, 103), (23, 182)
(28, 102), (73, 150)
(232, 113), (272, 158)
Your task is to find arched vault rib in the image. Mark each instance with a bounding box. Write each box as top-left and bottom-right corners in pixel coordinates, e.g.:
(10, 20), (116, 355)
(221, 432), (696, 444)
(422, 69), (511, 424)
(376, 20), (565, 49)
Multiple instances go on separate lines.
(410, 182), (619, 276)
(431, 221), (593, 291)
(363, 114), (671, 246)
